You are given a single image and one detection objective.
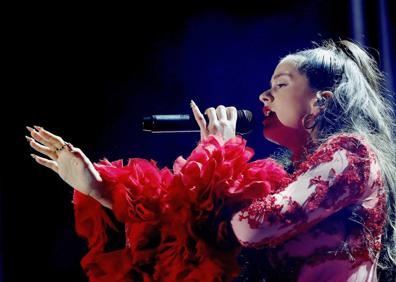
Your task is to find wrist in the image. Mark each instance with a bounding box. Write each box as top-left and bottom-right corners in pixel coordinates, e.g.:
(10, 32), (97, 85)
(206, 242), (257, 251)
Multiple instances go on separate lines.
(87, 180), (113, 209)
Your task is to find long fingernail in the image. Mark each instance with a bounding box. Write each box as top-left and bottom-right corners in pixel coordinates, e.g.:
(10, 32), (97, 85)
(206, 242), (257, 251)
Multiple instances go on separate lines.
(25, 136), (33, 143)
(34, 125), (43, 131)
(26, 126), (34, 132)
(190, 100), (196, 108)
(30, 154), (36, 159)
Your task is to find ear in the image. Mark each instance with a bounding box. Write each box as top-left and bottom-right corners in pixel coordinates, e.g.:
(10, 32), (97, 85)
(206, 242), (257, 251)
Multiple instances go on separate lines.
(309, 90), (333, 114)
(318, 90), (334, 100)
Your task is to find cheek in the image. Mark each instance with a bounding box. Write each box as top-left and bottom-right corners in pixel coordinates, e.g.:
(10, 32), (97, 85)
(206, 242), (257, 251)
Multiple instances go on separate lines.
(276, 98), (308, 129)
(277, 109), (304, 129)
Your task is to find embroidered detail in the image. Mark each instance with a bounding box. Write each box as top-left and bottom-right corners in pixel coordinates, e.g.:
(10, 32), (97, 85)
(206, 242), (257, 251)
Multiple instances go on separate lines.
(234, 134), (385, 266)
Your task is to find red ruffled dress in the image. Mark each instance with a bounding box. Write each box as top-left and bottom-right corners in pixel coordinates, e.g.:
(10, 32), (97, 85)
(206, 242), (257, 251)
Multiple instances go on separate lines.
(73, 133), (386, 282)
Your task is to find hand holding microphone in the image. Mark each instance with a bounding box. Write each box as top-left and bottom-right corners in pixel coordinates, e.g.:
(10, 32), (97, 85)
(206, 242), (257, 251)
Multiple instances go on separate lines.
(190, 101), (238, 142)
(142, 101), (254, 142)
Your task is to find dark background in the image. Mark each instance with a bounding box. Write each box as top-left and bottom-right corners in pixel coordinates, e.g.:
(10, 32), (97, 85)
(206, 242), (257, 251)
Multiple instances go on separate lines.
(2, 1), (395, 281)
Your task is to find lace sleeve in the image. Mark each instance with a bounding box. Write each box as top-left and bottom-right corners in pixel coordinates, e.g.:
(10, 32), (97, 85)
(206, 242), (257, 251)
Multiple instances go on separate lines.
(231, 134), (381, 248)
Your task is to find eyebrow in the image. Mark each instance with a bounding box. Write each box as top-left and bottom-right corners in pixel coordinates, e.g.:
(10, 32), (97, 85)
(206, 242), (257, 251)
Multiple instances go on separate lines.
(269, 72), (291, 87)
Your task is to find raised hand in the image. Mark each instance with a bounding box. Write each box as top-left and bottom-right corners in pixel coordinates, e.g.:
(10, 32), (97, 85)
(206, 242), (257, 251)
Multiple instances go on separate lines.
(26, 126), (111, 208)
(190, 100), (237, 143)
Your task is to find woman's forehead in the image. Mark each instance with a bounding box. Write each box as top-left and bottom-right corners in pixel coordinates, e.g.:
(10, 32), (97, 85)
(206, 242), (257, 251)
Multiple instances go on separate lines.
(271, 61), (298, 81)
(274, 60), (298, 74)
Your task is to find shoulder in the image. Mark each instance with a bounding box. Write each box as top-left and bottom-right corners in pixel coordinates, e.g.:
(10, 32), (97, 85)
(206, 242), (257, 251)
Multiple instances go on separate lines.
(290, 133), (383, 203)
(321, 133), (372, 154)
(314, 132), (376, 163)
(294, 133), (377, 177)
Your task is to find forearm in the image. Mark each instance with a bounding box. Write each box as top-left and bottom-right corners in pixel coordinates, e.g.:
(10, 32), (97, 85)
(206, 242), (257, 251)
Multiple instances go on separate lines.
(86, 179), (113, 209)
(75, 166), (113, 209)
(230, 138), (372, 248)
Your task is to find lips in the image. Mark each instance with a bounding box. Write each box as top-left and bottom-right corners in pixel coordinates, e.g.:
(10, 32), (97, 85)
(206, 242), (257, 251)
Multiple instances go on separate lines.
(262, 106), (277, 126)
(263, 106), (275, 117)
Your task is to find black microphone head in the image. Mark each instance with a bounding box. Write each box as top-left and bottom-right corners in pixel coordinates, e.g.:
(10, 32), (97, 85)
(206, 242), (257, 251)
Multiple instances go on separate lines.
(236, 109), (255, 135)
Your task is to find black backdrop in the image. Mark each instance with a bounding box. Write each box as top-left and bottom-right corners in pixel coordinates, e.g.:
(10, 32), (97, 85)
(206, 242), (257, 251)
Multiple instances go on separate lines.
(2, 1), (395, 281)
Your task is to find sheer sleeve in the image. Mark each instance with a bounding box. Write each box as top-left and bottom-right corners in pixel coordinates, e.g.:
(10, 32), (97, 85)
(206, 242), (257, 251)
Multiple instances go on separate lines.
(231, 134), (381, 248)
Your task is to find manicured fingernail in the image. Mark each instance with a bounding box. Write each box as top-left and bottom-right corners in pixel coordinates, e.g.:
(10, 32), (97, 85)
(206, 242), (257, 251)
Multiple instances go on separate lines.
(30, 154), (36, 159)
(26, 126), (34, 132)
(25, 136), (33, 143)
(34, 125), (43, 131)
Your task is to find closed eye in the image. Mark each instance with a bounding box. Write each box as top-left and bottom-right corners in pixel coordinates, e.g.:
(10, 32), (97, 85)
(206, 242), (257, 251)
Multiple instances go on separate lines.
(273, 83), (287, 91)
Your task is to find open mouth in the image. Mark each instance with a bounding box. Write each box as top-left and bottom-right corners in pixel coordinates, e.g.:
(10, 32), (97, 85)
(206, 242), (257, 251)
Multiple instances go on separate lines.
(263, 107), (275, 117)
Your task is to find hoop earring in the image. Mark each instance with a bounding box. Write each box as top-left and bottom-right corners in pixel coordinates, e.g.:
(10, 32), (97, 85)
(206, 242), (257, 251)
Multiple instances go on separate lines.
(302, 113), (317, 130)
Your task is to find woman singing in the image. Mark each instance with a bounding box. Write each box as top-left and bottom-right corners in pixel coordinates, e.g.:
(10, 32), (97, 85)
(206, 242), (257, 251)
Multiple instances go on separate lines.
(26, 40), (395, 281)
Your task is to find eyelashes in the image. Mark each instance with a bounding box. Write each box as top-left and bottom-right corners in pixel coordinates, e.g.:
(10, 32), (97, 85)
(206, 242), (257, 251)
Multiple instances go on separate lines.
(268, 82), (288, 92)
(273, 83), (287, 90)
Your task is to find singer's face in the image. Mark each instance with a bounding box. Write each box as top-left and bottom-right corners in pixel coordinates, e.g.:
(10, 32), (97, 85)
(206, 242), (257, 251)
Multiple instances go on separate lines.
(259, 60), (316, 147)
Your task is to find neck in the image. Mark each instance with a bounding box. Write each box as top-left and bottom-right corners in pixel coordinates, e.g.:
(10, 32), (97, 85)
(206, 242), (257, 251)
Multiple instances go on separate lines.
(289, 131), (316, 167)
(291, 146), (306, 163)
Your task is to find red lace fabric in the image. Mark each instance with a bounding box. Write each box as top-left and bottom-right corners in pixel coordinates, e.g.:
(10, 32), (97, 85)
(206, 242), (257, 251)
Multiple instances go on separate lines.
(73, 133), (386, 281)
(231, 133), (386, 281)
(73, 136), (288, 281)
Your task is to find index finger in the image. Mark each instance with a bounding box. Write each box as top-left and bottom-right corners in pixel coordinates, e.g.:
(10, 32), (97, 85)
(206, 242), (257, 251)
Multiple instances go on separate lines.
(190, 100), (207, 129)
(191, 100), (209, 140)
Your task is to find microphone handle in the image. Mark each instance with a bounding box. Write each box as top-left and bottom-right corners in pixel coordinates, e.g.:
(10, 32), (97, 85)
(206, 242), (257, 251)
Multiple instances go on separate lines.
(142, 111), (254, 135)
(143, 114), (202, 133)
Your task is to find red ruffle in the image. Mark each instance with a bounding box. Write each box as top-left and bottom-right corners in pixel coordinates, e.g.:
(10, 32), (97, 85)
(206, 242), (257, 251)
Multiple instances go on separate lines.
(73, 135), (289, 281)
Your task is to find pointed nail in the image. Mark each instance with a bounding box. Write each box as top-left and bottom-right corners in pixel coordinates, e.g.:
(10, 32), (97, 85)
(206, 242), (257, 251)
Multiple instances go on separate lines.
(25, 136), (32, 143)
(34, 125), (43, 131)
(30, 154), (36, 159)
(26, 126), (34, 132)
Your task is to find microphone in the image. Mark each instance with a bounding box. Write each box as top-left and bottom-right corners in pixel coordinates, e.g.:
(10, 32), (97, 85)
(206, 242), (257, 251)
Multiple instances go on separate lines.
(142, 110), (255, 135)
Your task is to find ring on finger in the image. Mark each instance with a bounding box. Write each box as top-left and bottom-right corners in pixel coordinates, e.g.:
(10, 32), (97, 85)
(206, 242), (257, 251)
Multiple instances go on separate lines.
(54, 142), (71, 154)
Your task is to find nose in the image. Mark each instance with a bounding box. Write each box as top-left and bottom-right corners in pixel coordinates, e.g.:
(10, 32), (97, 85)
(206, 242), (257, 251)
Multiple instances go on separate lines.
(259, 89), (274, 104)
